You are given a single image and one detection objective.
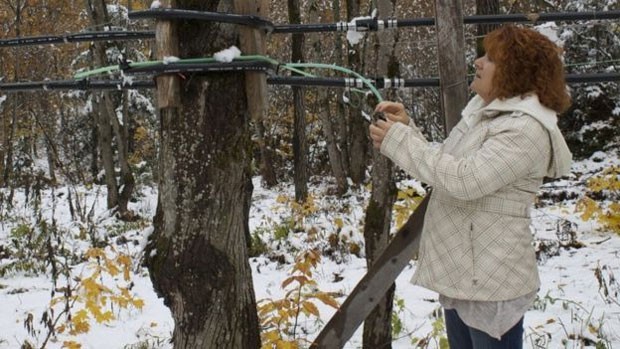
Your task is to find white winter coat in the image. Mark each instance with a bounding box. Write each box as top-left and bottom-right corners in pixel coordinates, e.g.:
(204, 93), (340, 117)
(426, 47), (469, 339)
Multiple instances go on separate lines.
(380, 94), (572, 301)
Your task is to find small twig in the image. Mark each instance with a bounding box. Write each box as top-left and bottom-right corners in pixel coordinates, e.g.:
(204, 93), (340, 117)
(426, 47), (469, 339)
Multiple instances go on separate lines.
(592, 237), (612, 245)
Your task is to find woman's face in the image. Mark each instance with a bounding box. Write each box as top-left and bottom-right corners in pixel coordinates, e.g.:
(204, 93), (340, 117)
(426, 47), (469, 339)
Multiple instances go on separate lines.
(471, 54), (496, 104)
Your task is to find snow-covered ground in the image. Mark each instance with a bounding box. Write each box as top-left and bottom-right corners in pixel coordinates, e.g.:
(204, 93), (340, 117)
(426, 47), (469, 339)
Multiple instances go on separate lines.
(1, 150), (619, 349)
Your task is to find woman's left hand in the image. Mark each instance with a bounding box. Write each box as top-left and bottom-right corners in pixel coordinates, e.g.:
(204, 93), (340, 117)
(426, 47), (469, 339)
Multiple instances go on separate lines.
(369, 119), (395, 149)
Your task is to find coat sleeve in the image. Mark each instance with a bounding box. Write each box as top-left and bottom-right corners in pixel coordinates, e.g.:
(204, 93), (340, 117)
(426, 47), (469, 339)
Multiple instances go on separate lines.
(380, 115), (551, 201)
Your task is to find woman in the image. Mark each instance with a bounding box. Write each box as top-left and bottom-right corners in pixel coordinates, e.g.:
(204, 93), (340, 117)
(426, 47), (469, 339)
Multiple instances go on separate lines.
(369, 25), (572, 348)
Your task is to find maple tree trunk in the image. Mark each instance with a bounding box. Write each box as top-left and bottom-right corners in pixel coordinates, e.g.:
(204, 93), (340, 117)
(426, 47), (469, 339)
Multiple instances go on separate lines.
(84, 0), (135, 216)
(144, 1), (260, 348)
(318, 89), (349, 195)
(307, 1), (348, 195)
(288, 0), (308, 202)
(346, 0), (368, 185)
(362, 0), (400, 346)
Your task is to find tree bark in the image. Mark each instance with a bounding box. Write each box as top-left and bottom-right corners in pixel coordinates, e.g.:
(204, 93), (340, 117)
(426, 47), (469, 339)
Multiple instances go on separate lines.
(84, 0), (121, 210)
(332, 0), (352, 184)
(346, 0), (367, 185)
(92, 95), (119, 208)
(288, 0), (308, 202)
(3, 0), (25, 187)
(362, 1), (399, 347)
(38, 99), (57, 184)
(475, 0), (500, 57)
(306, 0), (348, 195)
(110, 90), (135, 219)
(255, 120), (278, 186)
(0, 50), (4, 186)
(318, 89), (349, 195)
(0, 104), (6, 187)
(435, 0), (468, 135)
(144, 1), (260, 348)
(84, 0), (135, 217)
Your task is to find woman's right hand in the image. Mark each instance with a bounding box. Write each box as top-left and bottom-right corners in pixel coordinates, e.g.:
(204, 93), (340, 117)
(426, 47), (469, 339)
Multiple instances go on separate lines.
(375, 101), (410, 125)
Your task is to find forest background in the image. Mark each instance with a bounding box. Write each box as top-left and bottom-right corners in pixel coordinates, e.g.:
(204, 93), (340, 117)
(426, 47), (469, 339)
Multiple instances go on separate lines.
(0, 0), (619, 348)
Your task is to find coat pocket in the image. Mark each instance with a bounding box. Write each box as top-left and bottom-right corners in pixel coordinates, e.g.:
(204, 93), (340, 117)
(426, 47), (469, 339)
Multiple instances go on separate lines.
(469, 221), (478, 287)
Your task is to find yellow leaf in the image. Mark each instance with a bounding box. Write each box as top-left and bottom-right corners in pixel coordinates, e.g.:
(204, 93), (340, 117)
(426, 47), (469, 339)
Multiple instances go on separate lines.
(85, 248), (105, 259)
(120, 287), (131, 298)
(277, 309), (289, 320)
(282, 275), (309, 289)
(93, 310), (114, 323)
(277, 341), (298, 349)
(111, 295), (130, 308)
(314, 292), (339, 309)
(81, 278), (99, 295)
(62, 341), (82, 349)
(131, 298), (145, 310)
(301, 301), (320, 317)
(263, 329), (280, 342)
(258, 302), (276, 316)
(56, 324), (66, 333)
(397, 188), (416, 200)
(588, 323), (600, 334)
(576, 197), (599, 221)
(334, 218), (344, 229)
(117, 255), (132, 281)
(104, 259), (120, 277)
(73, 309), (89, 323)
(281, 276), (297, 289)
(70, 319), (90, 335)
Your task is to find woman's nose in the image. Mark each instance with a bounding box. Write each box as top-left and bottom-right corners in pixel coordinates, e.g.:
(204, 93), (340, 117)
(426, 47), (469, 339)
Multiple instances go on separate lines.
(474, 59), (481, 70)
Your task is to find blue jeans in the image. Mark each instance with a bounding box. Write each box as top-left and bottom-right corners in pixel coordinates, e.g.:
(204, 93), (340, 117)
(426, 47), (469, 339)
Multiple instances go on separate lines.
(444, 308), (524, 349)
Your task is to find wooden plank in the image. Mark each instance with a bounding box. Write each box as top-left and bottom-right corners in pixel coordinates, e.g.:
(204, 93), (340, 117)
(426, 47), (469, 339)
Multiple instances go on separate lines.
(311, 191), (432, 348)
(435, 0), (468, 135)
(155, 0), (180, 109)
(233, 0), (269, 120)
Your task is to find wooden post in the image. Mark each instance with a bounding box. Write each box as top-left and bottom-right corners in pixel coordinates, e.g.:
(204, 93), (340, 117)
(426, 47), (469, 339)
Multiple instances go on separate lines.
(155, 0), (180, 109)
(435, 0), (468, 135)
(234, 0), (269, 120)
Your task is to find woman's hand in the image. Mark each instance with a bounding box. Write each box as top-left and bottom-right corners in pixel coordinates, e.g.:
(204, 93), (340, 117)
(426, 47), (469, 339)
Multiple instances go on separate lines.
(375, 101), (410, 125)
(369, 101), (409, 149)
(369, 119), (395, 149)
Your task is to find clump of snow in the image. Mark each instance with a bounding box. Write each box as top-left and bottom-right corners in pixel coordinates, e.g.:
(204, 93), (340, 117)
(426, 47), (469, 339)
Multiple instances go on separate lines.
(346, 15), (374, 46)
(121, 71), (134, 87)
(0, 95), (6, 108)
(535, 22), (563, 47)
(585, 85), (603, 99)
(560, 28), (574, 42)
(213, 46), (241, 63)
(162, 56), (180, 64)
(347, 30), (365, 46)
(150, 0), (161, 9)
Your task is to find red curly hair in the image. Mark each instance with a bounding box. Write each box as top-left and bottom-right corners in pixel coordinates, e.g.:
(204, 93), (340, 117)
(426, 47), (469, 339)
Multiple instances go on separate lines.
(483, 25), (571, 114)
